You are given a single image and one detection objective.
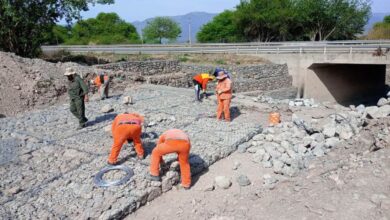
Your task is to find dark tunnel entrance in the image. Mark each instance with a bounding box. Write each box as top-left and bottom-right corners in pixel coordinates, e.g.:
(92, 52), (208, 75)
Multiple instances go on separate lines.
(304, 63), (388, 106)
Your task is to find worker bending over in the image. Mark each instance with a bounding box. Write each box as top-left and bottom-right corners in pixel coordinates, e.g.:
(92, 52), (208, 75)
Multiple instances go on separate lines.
(192, 72), (215, 101)
(108, 112), (145, 165)
(216, 71), (233, 122)
(91, 73), (110, 100)
(147, 129), (192, 189)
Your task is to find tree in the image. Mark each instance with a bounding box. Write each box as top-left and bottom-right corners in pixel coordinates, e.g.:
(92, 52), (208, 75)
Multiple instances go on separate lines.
(65, 12), (140, 45)
(198, 0), (371, 42)
(197, 10), (244, 43)
(142, 17), (181, 44)
(44, 25), (71, 45)
(0, 0), (114, 57)
(234, 0), (299, 42)
(296, 0), (371, 41)
(366, 15), (390, 39)
(384, 15), (390, 24)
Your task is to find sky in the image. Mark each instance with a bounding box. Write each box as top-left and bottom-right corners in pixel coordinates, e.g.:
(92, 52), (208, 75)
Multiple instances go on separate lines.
(81, 0), (240, 22)
(81, 0), (390, 22)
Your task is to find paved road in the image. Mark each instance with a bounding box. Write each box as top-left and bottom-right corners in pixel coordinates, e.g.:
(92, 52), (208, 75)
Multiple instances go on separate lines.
(42, 40), (390, 54)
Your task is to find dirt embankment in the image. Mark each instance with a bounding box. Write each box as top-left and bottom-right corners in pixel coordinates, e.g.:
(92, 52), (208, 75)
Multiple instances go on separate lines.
(0, 52), (113, 116)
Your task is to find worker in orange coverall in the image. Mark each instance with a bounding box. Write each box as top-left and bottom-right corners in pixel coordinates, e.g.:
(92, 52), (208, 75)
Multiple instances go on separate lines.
(146, 129), (192, 189)
(107, 112), (145, 165)
(216, 71), (233, 122)
(91, 73), (110, 100)
(192, 72), (215, 101)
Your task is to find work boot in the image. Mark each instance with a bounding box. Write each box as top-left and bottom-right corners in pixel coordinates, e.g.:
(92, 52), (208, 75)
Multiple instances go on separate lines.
(76, 123), (86, 130)
(177, 184), (190, 190)
(145, 173), (161, 181)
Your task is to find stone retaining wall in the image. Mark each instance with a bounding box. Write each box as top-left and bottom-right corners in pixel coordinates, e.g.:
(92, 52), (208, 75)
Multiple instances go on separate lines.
(96, 60), (181, 76)
(96, 61), (294, 93)
(180, 63), (289, 80)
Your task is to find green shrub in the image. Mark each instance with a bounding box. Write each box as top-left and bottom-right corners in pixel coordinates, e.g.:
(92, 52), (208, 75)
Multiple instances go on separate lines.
(178, 55), (189, 62)
(215, 59), (226, 65)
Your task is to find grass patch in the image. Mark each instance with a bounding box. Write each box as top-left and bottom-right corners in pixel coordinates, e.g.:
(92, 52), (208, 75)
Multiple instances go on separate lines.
(215, 59), (226, 65)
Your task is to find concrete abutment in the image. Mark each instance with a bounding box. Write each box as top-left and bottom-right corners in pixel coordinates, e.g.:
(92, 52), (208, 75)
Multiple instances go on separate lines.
(253, 53), (390, 104)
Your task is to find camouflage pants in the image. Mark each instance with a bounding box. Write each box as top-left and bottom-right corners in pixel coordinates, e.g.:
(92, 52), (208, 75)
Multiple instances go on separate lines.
(70, 96), (88, 125)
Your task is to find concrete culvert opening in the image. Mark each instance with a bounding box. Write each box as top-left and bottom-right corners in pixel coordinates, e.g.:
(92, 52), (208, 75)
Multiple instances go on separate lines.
(305, 63), (387, 106)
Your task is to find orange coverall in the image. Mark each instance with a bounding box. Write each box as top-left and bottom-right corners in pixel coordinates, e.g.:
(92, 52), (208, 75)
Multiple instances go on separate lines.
(108, 113), (145, 164)
(150, 129), (191, 188)
(94, 75), (109, 87)
(216, 77), (233, 121)
(193, 73), (212, 90)
(94, 75), (109, 98)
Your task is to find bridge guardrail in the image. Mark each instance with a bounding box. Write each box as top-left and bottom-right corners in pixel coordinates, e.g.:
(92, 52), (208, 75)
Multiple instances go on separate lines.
(41, 41), (390, 55)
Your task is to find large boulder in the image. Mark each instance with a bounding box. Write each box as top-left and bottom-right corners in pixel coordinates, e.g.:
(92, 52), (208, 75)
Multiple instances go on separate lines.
(325, 137), (340, 148)
(122, 96), (133, 105)
(101, 104), (114, 113)
(356, 104), (365, 114)
(377, 97), (389, 107)
(377, 105), (390, 118)
(322, 123), (336, 138)
(214, 176), (232, 189)
(367, 105), (390, 119)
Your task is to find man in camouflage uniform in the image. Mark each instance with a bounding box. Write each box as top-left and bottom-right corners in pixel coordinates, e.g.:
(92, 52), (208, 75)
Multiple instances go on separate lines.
(64, 68), (89, 129)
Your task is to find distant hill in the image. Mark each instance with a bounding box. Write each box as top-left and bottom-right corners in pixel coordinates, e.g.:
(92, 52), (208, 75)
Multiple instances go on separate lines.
(364, 12), (390, 34)
(132, 12), (216, 43)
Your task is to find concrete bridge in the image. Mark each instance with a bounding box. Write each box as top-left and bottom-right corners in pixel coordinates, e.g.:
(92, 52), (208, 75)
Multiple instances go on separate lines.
(254, 53), (390, 105)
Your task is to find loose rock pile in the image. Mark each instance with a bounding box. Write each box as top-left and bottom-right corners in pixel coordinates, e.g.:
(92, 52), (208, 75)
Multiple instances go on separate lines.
(239, 92), (390, 183)
(361, 92), (390, 119)
(239, 108), (367, 178)
(252, 96), (319, 108)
